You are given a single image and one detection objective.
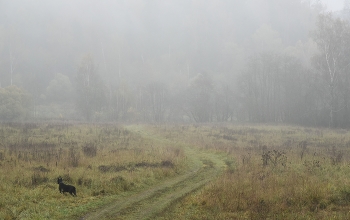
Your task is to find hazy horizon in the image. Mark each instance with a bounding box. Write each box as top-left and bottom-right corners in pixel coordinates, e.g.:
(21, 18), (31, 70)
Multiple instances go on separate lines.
(1, 0), (350, 127)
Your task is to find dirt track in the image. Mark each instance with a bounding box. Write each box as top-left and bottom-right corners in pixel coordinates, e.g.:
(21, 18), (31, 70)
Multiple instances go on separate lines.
(80, 126), (226, 220)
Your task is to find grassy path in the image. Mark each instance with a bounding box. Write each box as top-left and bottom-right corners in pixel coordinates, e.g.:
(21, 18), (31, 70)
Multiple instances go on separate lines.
(80, 125), (226, 220)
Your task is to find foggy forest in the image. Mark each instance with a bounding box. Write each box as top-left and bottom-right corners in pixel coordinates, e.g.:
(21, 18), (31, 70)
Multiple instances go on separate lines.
(5, 1), (350, 219)
(1, 0), (350, 127)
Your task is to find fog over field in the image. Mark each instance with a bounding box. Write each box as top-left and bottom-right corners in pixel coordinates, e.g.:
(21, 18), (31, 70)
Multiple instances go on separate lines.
(3, 2), (350, 219)
(1, 0), (350, 127)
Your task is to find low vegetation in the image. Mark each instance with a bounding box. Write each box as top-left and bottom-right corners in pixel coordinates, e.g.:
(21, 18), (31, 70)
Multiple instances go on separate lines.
(2, 123), (350, 219)
(0, 123), (185, 220)
(156, 125), (350, 219)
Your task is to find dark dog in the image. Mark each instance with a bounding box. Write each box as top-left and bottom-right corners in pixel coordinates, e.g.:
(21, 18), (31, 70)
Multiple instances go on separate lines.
(57, 177), (76, 196)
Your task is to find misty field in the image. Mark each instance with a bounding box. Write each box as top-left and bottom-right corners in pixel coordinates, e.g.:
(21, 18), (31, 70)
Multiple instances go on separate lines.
(0, 123), (185, 219)
(1, 123), (350, 219)
(157, 125), (350, 219)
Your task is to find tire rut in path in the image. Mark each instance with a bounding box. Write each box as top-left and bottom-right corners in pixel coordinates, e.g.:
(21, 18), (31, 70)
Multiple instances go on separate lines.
(80, 127), (226, 220)
(119, 165), (219, 220)
(80, 166), (199, 220)
(81, 158), (220, 219)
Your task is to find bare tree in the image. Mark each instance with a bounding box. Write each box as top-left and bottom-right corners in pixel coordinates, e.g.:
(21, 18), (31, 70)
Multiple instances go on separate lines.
(312, 13), (350, 127)
(76, 55), (107, 121)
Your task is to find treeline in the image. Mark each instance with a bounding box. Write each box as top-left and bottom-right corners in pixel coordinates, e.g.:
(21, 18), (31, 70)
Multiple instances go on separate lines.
(1, 1), (350, 127)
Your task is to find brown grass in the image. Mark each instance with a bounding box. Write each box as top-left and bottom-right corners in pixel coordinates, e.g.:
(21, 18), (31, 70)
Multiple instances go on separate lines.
(156, 124), (350, 219)
(0, 123), (185, 219)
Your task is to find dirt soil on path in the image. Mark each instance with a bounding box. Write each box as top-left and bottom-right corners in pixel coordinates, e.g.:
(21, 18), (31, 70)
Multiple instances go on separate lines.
(80, 125), (226, 220)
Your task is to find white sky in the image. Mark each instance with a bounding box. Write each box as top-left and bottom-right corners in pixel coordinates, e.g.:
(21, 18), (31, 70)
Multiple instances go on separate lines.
(321, 0), (344, 11)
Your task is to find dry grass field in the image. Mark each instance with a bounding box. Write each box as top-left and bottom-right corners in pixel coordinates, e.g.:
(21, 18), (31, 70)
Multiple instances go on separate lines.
(155, 125), (350, 219)
(0, 123), (185, 219)
(2, 123), (350, 219)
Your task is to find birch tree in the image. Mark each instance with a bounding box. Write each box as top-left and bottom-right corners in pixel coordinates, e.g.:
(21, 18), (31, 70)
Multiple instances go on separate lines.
(312, 13), (350, 127)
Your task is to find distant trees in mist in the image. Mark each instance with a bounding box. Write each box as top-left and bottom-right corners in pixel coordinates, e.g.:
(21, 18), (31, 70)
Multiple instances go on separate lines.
(1, 1), (350, 127)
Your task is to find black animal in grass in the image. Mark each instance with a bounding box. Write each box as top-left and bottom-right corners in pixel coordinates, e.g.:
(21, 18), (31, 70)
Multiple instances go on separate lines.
(57, 177), (77, 196)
